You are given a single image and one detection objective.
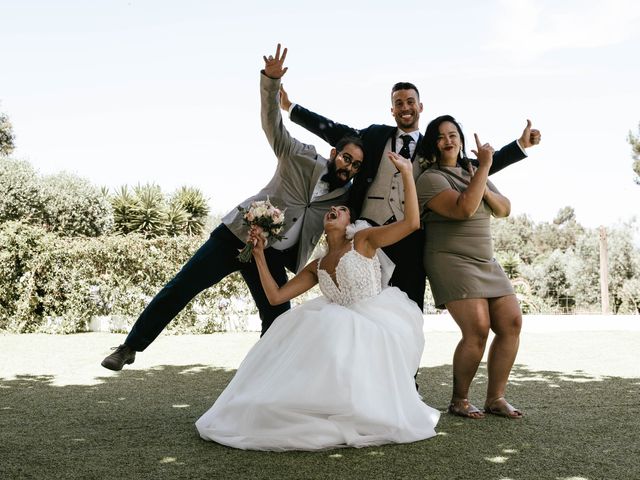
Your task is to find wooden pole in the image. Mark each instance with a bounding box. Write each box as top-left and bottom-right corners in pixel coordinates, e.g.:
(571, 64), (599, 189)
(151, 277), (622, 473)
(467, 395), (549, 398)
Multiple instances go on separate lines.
(599, 226), (610, 314)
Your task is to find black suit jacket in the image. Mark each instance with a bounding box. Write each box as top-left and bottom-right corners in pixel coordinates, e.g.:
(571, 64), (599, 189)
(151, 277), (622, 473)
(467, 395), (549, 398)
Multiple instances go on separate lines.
(290, 104), (526, 217)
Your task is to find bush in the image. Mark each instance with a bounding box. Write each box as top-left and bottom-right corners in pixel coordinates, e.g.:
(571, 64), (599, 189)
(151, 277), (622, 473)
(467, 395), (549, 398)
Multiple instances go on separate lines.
(0, 221), (254, 333)
(0, 158), (43, 223)
(40, 172), (114, 236)
(0, 221), (48, 331)
(0, 158), (114, 237)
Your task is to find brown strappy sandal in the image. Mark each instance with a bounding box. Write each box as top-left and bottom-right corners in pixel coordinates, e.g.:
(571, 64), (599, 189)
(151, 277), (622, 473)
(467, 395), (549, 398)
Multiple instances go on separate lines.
(484, 397), (523, 419)
(448, 398), (485, 419)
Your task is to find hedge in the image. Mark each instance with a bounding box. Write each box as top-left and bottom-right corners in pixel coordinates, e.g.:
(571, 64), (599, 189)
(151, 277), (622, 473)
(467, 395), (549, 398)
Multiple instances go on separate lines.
(0, 221), (254, 333)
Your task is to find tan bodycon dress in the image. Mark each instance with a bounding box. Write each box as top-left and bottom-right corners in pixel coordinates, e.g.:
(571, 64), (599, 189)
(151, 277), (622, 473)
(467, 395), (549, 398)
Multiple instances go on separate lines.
(416, 166), (514, 309)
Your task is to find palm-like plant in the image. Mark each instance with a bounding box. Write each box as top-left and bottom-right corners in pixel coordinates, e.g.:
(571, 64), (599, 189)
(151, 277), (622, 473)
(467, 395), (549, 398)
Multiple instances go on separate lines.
(128, 184), (168, 237)
(111, 186), (138, 235)
(170, 186), (210, 236)
(165, 203), (189, 236)
(111, 184), (210, 237)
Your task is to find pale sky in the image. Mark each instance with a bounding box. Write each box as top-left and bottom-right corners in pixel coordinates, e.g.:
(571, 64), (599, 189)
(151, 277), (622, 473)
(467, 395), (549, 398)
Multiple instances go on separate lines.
(3, 0), (640, 230)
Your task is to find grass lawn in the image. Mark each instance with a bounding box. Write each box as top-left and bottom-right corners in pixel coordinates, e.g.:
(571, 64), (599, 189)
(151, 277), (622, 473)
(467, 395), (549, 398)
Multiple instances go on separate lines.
(2, 354), (639, 480)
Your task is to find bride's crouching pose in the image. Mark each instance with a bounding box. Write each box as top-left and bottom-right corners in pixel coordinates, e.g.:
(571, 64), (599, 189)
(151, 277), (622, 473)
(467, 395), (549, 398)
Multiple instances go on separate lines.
(195, 152), (440, 451)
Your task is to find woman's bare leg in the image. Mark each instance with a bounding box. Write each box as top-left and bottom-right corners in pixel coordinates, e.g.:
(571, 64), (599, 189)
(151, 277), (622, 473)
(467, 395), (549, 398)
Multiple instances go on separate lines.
(446, 298), (491, 418)
(485, 294), (523, 418)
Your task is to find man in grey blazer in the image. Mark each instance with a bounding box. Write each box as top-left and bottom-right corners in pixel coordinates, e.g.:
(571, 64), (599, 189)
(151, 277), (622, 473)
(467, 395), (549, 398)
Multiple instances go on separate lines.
(102, 44), (364, 371)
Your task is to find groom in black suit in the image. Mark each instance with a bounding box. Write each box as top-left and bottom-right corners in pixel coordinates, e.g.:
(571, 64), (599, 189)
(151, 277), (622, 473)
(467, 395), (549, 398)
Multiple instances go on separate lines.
(280, 82), (541, 310)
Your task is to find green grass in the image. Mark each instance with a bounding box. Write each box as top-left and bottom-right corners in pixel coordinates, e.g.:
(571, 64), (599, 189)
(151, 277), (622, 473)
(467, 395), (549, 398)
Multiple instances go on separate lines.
(2, 364), (638, 480)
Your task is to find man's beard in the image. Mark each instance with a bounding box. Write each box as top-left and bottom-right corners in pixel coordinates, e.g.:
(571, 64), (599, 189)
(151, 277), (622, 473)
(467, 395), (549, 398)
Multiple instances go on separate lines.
(323, 160), (350, 191)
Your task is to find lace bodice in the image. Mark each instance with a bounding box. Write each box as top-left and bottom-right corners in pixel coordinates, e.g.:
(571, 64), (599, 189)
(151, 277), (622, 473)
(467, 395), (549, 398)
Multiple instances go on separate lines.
(317, 245), (382, 306)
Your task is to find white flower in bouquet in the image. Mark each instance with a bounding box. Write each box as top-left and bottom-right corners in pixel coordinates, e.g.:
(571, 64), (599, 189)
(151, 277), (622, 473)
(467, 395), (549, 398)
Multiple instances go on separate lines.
(236, 197), (286, 262)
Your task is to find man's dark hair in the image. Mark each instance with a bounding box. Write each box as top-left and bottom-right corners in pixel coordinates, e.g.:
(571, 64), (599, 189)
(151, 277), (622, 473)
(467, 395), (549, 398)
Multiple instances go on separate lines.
(391, 82), (420, 99)
(335, 135), (364, 154)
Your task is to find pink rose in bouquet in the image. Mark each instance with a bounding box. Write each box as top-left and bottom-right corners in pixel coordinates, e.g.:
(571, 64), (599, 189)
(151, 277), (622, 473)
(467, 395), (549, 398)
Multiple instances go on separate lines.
(237, 198), (286, 262)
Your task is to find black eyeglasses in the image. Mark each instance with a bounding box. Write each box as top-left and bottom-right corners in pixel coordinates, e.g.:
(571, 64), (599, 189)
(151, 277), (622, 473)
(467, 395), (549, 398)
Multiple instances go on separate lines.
(338, 153), (363, 171)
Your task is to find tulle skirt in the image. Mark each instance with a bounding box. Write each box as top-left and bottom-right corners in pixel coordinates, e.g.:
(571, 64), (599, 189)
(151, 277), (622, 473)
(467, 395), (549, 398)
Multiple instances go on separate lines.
(195, 287), (440, 451)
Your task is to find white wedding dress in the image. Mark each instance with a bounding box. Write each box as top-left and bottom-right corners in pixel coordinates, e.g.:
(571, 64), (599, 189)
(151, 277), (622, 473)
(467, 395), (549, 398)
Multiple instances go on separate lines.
(195, 243), (440, 451)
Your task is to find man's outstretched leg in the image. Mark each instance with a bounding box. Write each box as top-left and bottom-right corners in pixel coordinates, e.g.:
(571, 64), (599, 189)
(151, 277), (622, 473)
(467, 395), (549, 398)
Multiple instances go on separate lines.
(102, 224), (244, 370)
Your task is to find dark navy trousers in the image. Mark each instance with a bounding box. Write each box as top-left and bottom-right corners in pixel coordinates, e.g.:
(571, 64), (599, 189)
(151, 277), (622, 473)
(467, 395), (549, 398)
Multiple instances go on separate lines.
(383, 228), (426, 311)
(125, 224), (298, 351)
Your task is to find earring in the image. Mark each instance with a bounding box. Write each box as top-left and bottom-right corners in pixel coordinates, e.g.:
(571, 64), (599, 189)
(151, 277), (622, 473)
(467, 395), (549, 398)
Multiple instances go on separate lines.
(320, 233), (328, 248)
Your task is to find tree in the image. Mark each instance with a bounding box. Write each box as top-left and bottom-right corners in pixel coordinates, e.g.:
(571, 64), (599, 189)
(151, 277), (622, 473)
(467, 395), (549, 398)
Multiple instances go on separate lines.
(619, 278), (640, 314)
(568, 232), (600, 310)
(629, 122), (640, 185)
(605, 222), (640, 313)
(534, 207), (584, 254)
(522, 249), (578, 312)
(0, 109), (15, 157)
(491, 214), (537, 263)
(553, 206), (576, 225)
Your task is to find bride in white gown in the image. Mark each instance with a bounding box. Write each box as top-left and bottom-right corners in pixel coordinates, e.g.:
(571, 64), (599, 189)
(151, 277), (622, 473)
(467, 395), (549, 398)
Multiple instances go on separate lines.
(195, 151), (440, 451)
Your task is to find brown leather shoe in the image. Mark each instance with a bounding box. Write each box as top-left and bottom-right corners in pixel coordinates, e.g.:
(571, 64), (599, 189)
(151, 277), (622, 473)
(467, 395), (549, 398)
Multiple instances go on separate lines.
(101, 344), (136, 371)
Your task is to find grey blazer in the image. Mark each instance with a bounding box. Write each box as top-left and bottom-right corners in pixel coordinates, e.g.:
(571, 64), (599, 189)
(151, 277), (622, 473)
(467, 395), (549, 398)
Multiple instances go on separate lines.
(222, 74), (350, 273)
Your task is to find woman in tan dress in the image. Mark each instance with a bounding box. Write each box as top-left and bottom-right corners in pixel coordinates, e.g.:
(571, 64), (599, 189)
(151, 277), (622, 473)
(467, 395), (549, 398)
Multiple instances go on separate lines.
(416, 115), (523, 419)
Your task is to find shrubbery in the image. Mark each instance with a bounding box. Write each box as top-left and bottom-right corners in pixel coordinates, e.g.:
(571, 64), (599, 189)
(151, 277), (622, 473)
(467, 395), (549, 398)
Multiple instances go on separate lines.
(0, 157), (253, 334)
(0, 221), (254, 333)
(0, 158), (113, 236)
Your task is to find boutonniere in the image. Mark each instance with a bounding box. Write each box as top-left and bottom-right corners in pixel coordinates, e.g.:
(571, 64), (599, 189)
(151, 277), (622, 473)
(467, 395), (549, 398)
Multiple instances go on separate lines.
(417, 155), (435, 171)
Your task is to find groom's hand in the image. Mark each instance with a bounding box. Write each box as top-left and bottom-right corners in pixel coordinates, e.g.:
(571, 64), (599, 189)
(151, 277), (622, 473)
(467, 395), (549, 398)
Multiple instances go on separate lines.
(279, 84), (292, 111)
(263, 43), (288, 79)
(518, 119), (542, 148)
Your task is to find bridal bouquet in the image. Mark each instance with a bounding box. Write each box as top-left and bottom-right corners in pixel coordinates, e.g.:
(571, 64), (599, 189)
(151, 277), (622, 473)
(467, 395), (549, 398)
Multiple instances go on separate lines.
(237, 198), (286, 262)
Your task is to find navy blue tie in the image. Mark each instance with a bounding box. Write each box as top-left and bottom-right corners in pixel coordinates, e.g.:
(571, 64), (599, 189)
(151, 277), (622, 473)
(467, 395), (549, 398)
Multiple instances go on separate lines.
(399, 134), (412, 159)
